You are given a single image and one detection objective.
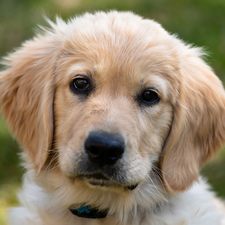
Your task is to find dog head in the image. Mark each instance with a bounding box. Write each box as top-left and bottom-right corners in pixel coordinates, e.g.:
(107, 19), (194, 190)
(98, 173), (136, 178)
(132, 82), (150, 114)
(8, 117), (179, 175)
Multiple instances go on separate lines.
(1, 11), (225, 194)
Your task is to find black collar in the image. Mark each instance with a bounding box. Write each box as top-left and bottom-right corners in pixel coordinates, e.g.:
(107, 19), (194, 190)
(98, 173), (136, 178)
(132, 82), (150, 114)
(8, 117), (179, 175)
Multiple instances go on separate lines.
(69, 205), (108, 219)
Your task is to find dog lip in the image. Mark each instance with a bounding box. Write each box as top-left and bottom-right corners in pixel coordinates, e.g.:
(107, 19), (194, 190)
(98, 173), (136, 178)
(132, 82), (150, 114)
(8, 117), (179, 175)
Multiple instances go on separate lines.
(81, 173), (110, 180)
(78, 173), (138, 190)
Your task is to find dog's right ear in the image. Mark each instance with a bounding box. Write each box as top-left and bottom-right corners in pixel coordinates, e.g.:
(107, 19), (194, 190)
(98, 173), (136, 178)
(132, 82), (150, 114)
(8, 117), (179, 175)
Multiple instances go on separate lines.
(0, 19), (66, 173)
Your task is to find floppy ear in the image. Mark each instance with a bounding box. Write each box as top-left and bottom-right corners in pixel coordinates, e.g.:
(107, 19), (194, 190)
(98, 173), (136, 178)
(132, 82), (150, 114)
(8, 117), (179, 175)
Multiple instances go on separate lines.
(161, 49), (225, 193)
(0, 25), (63, 173)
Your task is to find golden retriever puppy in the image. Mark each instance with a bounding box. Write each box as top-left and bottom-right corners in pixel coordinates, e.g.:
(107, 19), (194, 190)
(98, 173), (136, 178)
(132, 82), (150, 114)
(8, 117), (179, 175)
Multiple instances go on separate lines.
(1, 11), (225, 225)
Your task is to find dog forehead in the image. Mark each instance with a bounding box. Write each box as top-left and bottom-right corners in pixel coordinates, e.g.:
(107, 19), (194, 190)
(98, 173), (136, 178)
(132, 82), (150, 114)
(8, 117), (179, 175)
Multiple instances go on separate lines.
(63, 12), (172, 60)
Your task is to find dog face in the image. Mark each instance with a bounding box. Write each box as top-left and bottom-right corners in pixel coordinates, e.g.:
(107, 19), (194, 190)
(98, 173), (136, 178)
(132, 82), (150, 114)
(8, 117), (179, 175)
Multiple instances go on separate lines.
(1, 11), (225, 194)
(54, 33), (176, 189)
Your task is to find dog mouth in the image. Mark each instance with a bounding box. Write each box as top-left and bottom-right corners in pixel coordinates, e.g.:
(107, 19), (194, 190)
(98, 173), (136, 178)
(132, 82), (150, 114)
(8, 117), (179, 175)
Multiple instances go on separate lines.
(83, 173), (110, 181)
(78, 173), (138, 190)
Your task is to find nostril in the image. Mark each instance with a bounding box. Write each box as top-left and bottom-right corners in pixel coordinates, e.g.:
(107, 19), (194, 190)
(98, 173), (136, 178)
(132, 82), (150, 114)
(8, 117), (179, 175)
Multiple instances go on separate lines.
(108, 148), (124, 160)
(84, 131), (125, 166)
(88, 147), (99, 158)
(108, 150), (117, 161)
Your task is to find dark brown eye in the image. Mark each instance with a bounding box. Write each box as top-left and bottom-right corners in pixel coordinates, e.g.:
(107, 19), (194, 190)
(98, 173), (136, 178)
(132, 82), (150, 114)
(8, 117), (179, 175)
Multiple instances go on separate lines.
(74, 78), (89, 90)
(140, 89), (159, 105)
(70, 77), (90, 95)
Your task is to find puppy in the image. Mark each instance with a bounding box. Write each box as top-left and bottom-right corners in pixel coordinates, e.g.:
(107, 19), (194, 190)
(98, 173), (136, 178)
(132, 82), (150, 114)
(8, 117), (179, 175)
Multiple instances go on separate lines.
(0, 11), (225, 225)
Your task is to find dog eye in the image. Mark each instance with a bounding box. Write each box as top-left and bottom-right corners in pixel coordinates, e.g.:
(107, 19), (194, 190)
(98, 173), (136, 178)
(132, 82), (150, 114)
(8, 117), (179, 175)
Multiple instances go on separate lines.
(74, 78), (89, 90)
(140, 89), (159, 105)
(70, 77), (90, 94)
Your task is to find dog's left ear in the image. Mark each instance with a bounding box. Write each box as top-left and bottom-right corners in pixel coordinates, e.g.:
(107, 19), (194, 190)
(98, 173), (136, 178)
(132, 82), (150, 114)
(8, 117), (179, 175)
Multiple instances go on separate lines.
(161, 49), (225, 193)
(0, 24), (63, 173)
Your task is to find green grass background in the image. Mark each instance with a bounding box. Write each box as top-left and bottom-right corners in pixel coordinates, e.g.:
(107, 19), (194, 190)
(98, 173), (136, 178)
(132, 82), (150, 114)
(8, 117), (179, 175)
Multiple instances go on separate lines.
(0, 0), (225, 224)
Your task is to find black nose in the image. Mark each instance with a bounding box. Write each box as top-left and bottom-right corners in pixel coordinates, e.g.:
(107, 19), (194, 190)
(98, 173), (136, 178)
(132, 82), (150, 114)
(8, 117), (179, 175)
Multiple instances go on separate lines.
(85, 131), (125, 167)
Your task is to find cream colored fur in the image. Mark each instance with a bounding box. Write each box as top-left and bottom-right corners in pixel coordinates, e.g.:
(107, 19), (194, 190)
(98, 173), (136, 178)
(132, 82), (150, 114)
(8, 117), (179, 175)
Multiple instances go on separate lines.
(0, 11), (225, 225)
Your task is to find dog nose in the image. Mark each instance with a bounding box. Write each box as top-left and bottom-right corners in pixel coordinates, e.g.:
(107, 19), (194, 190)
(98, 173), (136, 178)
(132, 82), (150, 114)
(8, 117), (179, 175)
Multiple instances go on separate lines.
(85, 131), (125, 167)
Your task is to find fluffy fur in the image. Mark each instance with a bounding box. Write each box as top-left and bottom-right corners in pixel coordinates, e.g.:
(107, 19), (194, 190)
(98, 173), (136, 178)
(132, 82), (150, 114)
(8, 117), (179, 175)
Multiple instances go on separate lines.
(1, 11), (225, 225)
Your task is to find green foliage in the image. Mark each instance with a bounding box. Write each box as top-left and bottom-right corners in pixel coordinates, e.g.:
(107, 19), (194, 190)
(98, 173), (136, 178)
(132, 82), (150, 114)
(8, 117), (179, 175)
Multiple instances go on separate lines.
(0, 0), (225, 223)
(0, 117), (23, 184)
(201, 149), (225, 198)
(0, 183), (20, 225)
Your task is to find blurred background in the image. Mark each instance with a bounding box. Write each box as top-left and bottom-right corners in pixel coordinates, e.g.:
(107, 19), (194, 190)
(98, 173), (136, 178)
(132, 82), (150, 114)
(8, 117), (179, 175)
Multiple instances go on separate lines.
(0, 0), (225, 224)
